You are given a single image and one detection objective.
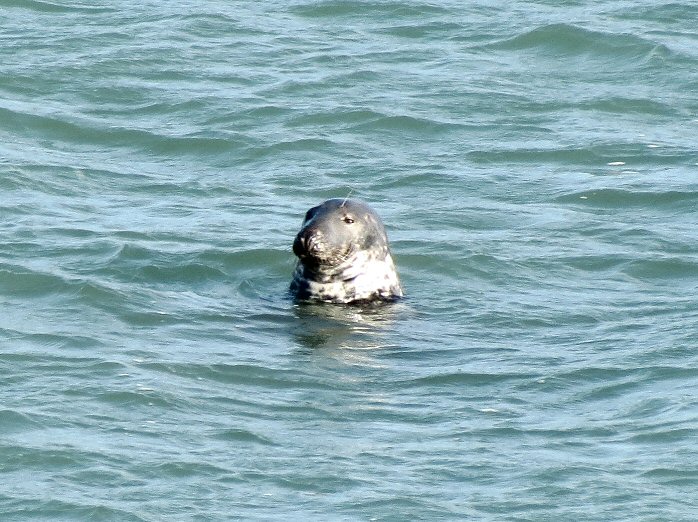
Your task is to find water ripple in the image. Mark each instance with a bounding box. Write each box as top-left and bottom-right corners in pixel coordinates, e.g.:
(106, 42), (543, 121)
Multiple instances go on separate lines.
(1, 1), (697, 520)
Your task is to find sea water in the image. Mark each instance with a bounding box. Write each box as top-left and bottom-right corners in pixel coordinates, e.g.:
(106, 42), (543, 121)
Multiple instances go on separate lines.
(1, 1), (697, 520)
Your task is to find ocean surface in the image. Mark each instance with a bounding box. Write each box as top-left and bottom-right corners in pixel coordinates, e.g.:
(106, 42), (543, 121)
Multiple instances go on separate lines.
(1, 0), (697, 520)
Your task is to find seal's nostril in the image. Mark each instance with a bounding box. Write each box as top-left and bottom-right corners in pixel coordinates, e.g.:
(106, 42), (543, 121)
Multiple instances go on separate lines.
(292, 235), (306, 257)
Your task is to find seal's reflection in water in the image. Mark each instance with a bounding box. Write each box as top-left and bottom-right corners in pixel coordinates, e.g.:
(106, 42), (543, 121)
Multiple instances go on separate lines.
(291, 300), (404, 355)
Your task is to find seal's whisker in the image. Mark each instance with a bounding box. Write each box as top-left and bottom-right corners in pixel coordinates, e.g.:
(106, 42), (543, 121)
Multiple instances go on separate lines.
(341, 189), (354, 207)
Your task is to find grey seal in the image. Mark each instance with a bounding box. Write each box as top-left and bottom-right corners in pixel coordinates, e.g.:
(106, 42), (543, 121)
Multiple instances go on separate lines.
(290, 198), (403, 304)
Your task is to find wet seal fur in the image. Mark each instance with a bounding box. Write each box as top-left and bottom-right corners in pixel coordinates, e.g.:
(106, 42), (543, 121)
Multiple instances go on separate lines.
(290, 198), (403, 304)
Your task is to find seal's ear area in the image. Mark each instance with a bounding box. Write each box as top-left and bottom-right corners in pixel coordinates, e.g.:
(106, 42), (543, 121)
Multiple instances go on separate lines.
(360, 232), (379, 249)
(359, 223), (387, 249)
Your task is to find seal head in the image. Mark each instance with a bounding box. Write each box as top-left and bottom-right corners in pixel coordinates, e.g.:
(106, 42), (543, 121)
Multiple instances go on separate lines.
(290, 198), (403, 304)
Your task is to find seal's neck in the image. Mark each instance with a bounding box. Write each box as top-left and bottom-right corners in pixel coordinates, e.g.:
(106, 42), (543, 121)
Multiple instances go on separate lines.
(301, 249), (392, 283)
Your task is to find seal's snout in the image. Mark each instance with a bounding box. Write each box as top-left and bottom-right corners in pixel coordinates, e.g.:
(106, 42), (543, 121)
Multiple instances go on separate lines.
(293, 230), (322, 259)
(292, 233), (307, 258)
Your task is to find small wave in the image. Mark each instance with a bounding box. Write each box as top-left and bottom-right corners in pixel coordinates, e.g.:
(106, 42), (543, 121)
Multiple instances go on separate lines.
(0, 106), (246, 156)
(616, 3), (697, 26)
(0, 410), (42, 433)
(0, 499), (144, 521)
(623, 258), (698, 282)
(641, 467), (698, 486)
(579, 96), (677, 116)
(556, 188), (698, 209)
(488, 23), (671, 60)
(291, 1), (449, 19)
(4, 0), (114, 13)
(286, 108), (384, 129)
(153, 460), (230, 478)
(559, 255), (632, 273)
(0, 265), (70, 297)
(248, 137), (338, 159)
(352, 114), (463, 134)
(379, 21), (466, 39)
(467, 147), (599, 165)
(104, 244), (249, 284)
(402, 371), (537, 388)
(204, 363), (335, 390)
(96, 389), (175, 409)
(211, 428), (279, 446)
(133, 262), (228, 285)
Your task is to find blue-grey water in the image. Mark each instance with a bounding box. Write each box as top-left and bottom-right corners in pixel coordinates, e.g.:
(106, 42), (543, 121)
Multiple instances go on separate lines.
(2, 1), (697, 520)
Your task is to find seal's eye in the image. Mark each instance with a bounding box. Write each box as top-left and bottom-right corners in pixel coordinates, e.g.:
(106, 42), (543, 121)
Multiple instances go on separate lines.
(343, 216), (354, 224)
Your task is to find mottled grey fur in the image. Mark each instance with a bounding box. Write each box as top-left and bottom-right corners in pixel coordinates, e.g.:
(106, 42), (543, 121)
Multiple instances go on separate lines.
(290, 199), (403, 304)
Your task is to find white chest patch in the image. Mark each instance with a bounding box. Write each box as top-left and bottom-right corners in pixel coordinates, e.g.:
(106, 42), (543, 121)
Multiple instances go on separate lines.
(291, 250), (403, 304)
